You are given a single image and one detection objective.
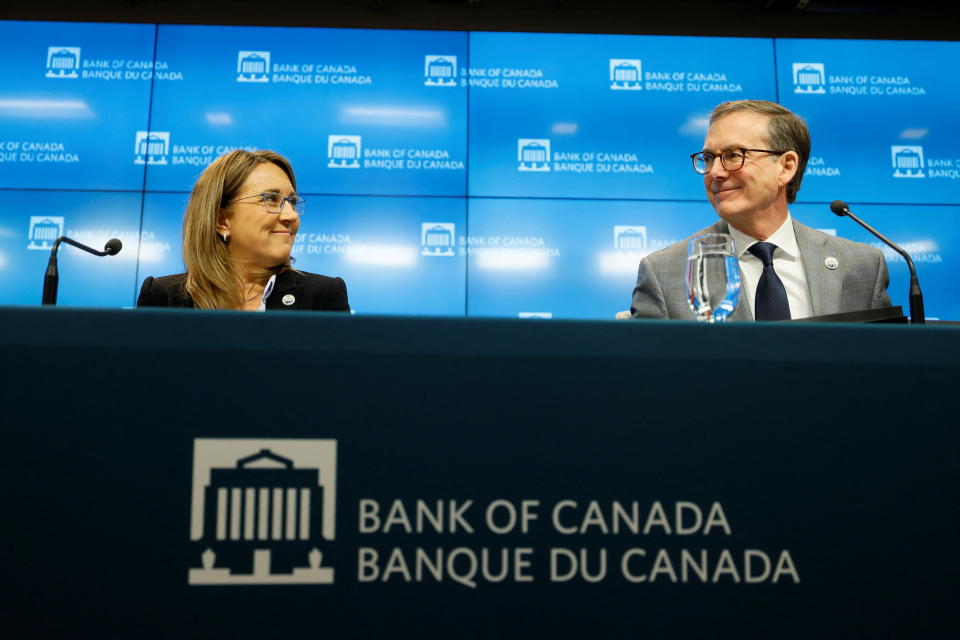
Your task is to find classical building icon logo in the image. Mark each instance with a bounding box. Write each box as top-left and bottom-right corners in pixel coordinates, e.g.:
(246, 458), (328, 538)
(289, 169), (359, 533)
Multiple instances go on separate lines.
(614, 226), (647, 251)
(45, 47), (81, 79)
(792, 63), (826, 94)
(424, 55), (457, 87)
(609, 59), (642, 90)
(328, 135), (362, 168)
(237, 51), (271, 82)
(421, 222), (456, 256)
(188, 439), (337, 586)
(134, 131), (170, 165)
(518, 139), (551, 172)
(891, 145), (925, 178)
(28, 216), (64, 250)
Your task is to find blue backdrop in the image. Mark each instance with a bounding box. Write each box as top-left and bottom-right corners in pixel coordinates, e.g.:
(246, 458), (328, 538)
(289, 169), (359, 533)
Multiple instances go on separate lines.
(1, 22), (957, 319)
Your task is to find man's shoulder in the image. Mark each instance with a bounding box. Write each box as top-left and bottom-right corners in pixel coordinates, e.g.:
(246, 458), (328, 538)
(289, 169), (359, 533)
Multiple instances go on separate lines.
(793, 219), (883, 260)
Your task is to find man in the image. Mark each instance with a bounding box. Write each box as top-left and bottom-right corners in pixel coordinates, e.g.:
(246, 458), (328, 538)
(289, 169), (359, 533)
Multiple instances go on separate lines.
(631, 100), (892, 321)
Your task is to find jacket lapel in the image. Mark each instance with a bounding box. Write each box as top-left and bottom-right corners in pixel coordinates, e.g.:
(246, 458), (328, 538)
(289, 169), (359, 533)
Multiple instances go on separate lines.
(793, 219), (839, 317)
(265, 270), (304, 311)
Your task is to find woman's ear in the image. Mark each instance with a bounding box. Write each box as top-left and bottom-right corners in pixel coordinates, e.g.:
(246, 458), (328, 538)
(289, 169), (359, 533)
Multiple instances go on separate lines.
(216, 209), (231, 235)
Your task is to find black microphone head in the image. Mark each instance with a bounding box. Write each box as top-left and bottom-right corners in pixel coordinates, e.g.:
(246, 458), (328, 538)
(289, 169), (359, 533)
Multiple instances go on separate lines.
(104, 238), (122, 256)
(830, 200), (849, 217)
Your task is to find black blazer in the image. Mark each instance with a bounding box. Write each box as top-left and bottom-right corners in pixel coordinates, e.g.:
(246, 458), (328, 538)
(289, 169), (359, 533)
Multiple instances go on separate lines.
(137, 270), (350, 312)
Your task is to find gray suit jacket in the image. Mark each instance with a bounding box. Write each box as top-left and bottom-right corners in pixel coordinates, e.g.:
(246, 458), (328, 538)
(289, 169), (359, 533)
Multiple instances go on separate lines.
(630, 218), (892, 320)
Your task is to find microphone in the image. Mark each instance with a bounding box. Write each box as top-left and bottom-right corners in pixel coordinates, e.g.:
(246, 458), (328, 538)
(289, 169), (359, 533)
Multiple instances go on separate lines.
(830, 200), (924, 324)
(41, 236), (123, 306)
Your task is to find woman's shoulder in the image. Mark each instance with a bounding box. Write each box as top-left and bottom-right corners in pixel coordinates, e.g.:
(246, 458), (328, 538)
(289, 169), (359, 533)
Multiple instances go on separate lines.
(280, 269), (344, 287)
(137, 273), (192, 307)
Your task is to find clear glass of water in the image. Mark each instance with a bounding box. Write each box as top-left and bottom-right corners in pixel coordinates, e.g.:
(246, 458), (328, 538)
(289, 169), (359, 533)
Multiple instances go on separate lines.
(686, 233), (741, 323)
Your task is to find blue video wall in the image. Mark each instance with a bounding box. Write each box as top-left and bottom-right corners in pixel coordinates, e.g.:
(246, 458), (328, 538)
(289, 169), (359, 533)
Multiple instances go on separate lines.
(1, 21), (957, 318)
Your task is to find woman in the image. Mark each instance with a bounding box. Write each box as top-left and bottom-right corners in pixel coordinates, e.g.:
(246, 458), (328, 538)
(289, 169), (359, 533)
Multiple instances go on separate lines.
(137, 150), (349, 312)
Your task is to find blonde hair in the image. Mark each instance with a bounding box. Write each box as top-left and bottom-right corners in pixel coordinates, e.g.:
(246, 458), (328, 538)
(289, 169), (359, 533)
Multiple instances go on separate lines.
(181, 150), (297, 310)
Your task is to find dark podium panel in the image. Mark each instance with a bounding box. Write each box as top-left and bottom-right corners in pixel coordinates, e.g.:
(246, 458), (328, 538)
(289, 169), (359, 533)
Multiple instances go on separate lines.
(1, 307), (958, 638)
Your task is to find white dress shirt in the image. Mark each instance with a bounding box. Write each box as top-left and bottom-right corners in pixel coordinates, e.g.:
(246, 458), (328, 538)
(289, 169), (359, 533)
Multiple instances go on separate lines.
(727, 214), (813, 320)
(255, 274), (277, 312)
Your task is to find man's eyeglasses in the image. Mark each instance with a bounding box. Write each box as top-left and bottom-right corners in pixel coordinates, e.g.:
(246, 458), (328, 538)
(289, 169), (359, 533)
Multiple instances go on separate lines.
(230, 192), (305, 215)
(690, 148), (787, 174)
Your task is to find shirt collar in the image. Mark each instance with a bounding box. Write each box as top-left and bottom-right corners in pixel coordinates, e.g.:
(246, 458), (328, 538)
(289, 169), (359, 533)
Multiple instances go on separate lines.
(728, 213), (799, 259)
(256, 274), (277, 312)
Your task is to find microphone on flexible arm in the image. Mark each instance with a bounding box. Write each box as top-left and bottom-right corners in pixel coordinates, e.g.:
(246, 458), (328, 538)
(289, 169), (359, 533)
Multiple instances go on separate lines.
(830, 200), (924, 324)
(41, 236), (123, 306)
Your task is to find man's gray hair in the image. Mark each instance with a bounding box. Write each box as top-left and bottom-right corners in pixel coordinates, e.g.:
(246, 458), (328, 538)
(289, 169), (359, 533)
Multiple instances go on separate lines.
(710, 100), (810, 204)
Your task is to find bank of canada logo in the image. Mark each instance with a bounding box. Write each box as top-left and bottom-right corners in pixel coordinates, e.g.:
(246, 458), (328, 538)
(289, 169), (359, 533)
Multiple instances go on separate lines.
(27, 216), (64, 250)
(421, 222), (455, 256)
(614, 225), (647, 251)
(45, 47), (80, 79)
(518, 139), (551, 172)
(134, 131), (170, 165)
(609, 59), (642, 90)
(188, 439), (337, 586)
(792, 63), (826, 94)
(328, 135), (361, 168)
(891, 145), (925, 178)
(424, 55), (457, 87)
(237, 51), (271, 82)
(518, 312), (552, 319)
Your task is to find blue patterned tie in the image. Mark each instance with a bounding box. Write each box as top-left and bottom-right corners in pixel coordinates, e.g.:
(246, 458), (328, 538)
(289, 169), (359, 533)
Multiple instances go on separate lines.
(747, 242), (791, 321)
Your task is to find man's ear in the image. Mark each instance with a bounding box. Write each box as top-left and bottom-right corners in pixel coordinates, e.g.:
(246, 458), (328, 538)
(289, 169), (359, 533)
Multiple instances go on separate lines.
(779, 150), (799, 188)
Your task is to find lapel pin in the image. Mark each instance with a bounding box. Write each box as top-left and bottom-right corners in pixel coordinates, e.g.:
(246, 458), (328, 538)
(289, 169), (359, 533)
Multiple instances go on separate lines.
(824, 256), (839, 270)
(282, 294), (296, 306)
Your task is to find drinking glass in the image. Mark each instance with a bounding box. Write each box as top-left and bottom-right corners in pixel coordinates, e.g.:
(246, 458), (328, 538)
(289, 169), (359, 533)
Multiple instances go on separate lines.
(686, 233), (741, 323)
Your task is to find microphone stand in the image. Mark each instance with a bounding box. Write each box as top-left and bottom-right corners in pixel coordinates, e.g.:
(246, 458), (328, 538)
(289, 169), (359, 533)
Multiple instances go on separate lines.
(42, 236), (122, 306)
(832, 204), (924, 324)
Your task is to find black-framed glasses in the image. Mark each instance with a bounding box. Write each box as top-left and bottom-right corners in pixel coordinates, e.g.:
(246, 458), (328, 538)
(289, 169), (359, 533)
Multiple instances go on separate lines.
(230, 191), (305, 215)
(690, 148), (787, 174)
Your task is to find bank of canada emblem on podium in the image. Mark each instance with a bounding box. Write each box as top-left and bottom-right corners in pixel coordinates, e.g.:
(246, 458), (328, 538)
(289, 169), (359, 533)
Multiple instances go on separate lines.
(792, 63), (826, 94)
(188, 438), (337, 586)
(45, 47), (80, 79)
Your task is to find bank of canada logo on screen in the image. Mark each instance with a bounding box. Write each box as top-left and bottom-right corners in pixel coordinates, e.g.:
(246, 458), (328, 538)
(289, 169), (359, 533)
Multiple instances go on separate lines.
(45, 47), (81, 79)
(518, 312), (552, 319)
(609, 59), (642, 90)
(188, 438), (337, 586)
(133, 131), (170, 165)
(327, 135), (361, 168)
(891, 145), (925, 178)
(614, 226), (647, 250)
(27, 216), (64, 250)
(518, 139), (551, 172)
(424, 55), (457, 87)
(421, 222), (456, 256)
(792, 63), (826, 94)
(237, 51), (271, 82)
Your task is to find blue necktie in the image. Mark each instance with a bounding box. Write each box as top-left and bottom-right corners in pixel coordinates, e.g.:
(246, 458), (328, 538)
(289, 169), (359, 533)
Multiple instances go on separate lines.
(748, 242), (791, 321)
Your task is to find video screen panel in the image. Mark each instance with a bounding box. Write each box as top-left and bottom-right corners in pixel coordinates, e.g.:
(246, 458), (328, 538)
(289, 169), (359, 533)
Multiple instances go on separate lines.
(777, 39), (960, 205)
(145, 25), (468, 196)
(468, 32), (777, 200)
(0, 190), (144, 307)
(792, 202), (960, 321)
(0, 21), (155, 191)
(289, 195), (466, 316)
(466, 198), (718, 319)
